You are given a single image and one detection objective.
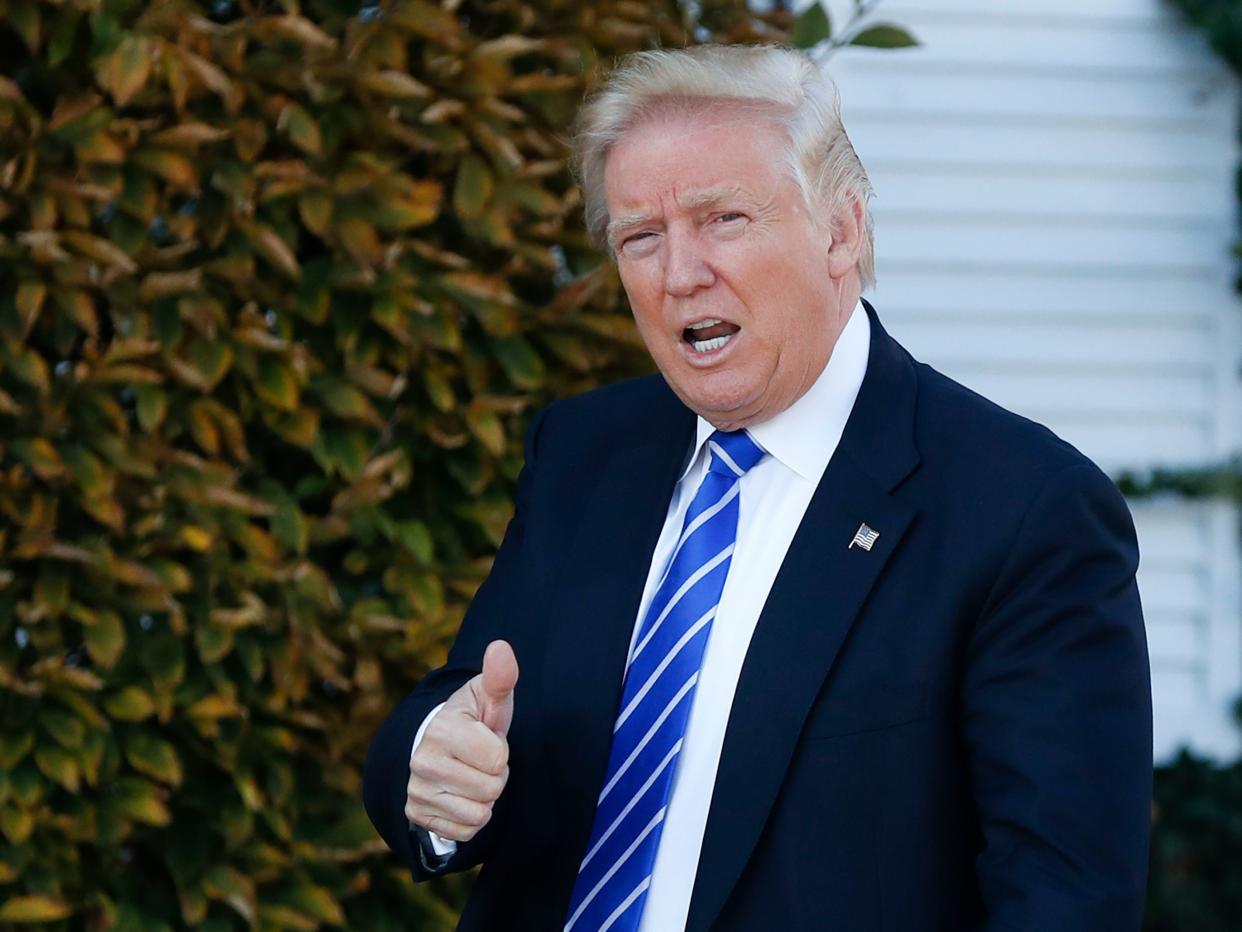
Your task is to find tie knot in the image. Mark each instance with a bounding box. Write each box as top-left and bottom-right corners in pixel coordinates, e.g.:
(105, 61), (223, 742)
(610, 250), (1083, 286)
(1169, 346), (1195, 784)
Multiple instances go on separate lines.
(706, 429), (765, 478)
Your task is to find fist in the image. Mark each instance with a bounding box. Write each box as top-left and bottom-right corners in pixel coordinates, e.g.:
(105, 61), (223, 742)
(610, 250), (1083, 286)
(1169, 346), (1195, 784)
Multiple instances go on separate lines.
(406, 640), (519, 843)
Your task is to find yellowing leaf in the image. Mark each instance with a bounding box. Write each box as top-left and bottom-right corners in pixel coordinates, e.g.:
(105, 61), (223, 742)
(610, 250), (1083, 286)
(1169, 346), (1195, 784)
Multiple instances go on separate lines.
(34, 745), (80, 792)
(83, 610), (126, 669)
(74, 128), (126, 164)
(13, 438), (64, 480)
(282, 883), (344, 925)
(187, 694), (244, 719)
(139, 269), (203, 300)
(59, 230), (137, 272)
(255, 358), (300, 411)
(0, 895), (72, 923)
(149, 122), (230, 147)
(261, 14), (337, 49)
(110, 777), (170, 826)
(453, 154), (493, 221)
(319, 382), (382, 426)
(15, 280), (46, 337)
(104, 686), (156, 722)
(51, 286), (98, 337)
(131, 148), (200, 190)
(7, 347), (50, 395)
(336, 217), (384, 266)
(96, 34), (153, 107)
(186, 400), (220, 455)
(246, 223), (300, 279)
(279, 104), (322, 157)
(123, 732), (182, 786)
(133, 384), (167, 431)
(0, 807), (35, 845)
(374, 179), (441, 231)
(357, 70), (431, 99)
(467, 409), (505, 456)
(297, 190), (332, 236)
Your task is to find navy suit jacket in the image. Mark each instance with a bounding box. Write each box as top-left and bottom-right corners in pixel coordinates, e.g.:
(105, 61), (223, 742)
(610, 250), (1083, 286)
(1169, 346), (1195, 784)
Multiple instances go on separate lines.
(363, 299), (1152, 931)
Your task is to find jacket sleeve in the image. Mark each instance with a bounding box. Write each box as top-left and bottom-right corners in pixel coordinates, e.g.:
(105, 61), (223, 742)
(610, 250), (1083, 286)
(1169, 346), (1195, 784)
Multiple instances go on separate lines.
(963, 462), (1153, 931)
(361, 404), (550, 882)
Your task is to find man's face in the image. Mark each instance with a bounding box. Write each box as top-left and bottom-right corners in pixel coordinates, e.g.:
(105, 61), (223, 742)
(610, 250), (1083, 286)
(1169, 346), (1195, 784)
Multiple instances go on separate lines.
(602, 105), (860, 430)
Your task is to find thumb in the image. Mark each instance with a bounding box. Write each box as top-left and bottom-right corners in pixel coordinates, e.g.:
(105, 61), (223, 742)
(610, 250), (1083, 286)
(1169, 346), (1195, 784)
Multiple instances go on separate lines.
(477, 639), (519, 736)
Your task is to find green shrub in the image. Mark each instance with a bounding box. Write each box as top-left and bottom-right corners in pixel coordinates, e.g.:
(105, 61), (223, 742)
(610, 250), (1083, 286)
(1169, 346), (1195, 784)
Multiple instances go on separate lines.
(1145, 700), (1242, 931)
(0, 0), (788, 927)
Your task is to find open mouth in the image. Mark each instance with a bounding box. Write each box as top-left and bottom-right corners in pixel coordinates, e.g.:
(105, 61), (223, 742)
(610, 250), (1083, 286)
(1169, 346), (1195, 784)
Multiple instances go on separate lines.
(682, 318), (741, 354)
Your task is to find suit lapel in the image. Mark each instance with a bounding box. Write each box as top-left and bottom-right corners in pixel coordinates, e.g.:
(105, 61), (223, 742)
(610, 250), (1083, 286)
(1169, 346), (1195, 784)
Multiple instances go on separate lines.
(541, 399), (695, 862)
(685, 300), (923, 932)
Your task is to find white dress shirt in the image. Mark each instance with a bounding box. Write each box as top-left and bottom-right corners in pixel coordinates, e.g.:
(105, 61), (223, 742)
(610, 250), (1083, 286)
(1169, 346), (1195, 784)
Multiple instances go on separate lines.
(412, 299), (871, 929)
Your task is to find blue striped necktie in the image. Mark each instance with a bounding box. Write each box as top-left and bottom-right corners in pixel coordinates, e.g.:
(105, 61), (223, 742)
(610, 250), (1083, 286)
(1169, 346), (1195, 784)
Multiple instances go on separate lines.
(563, 429), (767, 932)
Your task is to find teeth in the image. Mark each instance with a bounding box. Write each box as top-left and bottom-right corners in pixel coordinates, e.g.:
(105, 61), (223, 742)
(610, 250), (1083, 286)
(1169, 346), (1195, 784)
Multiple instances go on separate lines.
(688, 318), (723, 331)
(690, 333), (734, 353)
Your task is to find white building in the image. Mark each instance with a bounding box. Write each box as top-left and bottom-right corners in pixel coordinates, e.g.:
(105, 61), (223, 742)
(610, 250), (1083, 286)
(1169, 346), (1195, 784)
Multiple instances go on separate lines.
(825, 0), (1242, 758)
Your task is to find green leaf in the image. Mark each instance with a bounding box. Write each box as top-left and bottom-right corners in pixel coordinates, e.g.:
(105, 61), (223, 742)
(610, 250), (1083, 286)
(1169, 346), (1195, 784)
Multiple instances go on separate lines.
(491, 336), (545, 390)
(47, 7), (78, 66)
(850, 23), (919, 49)
(183, 335), (234, 390)
(38, 708), (86, 750)
(792, 3), (832, 49)
(195, 622), (235, 663)
(63, 445), (109, 496)
(397, 520), (434, 564)
(0, 732), (34, 770)
(271, 498), (309, 556)
(141, 633), (186, 692)
(6, 0), (41, 52)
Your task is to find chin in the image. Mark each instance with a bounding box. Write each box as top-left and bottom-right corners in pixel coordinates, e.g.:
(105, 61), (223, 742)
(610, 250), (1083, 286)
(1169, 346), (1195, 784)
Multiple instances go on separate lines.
(671, 376), (762, 426)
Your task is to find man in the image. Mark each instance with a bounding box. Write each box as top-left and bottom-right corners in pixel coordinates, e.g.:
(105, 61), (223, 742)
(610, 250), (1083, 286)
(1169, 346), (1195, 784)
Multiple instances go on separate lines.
(363, 45), (1152, 931)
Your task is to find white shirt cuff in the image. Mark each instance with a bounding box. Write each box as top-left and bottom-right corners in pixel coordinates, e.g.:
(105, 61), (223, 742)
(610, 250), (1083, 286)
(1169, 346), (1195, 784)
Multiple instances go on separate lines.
(409, 701), (457, 856)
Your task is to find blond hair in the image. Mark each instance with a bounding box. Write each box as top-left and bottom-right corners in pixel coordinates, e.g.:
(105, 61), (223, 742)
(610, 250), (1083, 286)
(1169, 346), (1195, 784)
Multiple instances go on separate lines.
(572, 44), (876, 290)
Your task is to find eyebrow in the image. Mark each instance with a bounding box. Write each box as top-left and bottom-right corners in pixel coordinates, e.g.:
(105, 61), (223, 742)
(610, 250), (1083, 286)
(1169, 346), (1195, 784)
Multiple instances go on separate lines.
(605, 186), (757, 247)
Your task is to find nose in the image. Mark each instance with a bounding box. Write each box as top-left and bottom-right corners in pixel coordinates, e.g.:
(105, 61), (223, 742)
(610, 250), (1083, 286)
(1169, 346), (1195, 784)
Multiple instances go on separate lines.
(663, 227), (715, 297)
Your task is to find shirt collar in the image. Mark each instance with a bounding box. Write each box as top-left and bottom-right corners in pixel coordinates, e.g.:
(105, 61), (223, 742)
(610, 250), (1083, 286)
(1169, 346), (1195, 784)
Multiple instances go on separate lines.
(682, 298), (871, 483)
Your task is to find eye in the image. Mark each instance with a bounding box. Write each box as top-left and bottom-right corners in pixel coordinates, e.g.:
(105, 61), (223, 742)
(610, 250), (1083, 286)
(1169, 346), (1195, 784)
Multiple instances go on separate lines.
(619, 230), (659, 254)
(716, 212), (746, 224)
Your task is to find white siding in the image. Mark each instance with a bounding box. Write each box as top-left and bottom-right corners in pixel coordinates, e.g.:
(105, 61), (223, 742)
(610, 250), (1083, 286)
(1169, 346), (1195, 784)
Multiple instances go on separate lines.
(822, 0), (1242, 758)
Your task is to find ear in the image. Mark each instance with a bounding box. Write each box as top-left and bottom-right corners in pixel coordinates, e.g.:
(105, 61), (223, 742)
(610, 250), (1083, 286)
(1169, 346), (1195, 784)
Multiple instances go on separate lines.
(826, 193), (865, 280)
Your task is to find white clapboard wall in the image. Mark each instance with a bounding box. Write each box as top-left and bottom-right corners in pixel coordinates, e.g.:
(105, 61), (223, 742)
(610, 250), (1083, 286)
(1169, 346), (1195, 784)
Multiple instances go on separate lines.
(820, 0), (1242, 759)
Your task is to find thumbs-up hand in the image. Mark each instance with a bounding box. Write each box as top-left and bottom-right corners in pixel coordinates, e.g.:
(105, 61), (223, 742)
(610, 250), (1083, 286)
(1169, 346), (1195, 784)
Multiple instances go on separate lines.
(406, 640), (519, 843)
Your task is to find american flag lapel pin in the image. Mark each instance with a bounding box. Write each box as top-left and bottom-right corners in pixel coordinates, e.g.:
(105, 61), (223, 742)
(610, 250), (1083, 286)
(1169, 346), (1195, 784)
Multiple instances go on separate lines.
(849, 523), (880, 551)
